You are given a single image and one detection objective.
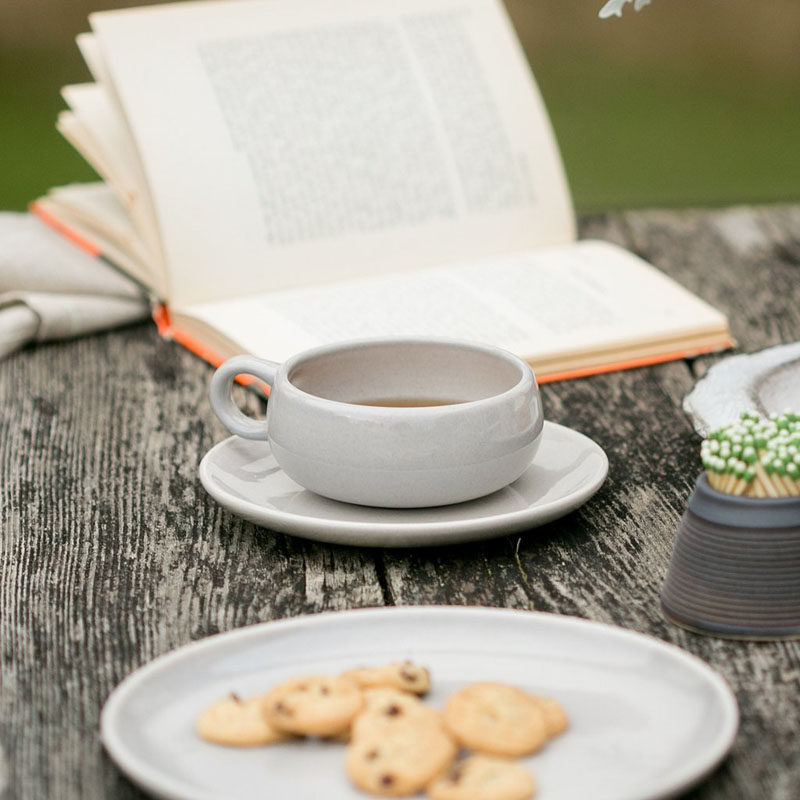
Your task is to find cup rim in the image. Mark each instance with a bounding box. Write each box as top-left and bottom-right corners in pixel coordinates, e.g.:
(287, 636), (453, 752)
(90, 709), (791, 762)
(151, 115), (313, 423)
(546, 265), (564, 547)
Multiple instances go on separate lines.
(278, 336), (537, 413)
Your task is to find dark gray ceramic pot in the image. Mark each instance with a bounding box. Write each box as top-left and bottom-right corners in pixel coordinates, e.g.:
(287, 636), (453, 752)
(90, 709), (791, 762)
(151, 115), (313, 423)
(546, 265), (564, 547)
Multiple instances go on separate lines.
(661, 473), (800, 639)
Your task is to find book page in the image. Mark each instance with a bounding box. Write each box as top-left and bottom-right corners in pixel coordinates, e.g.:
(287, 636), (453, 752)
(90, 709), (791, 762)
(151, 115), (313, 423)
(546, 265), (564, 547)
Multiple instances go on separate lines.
(89, 0), (574, 307)
(76, 32), (113, 86)
(45, 183), (159, 289)
(71, 34), (168, 285)
(56, 112), (119, 192)
(61, 85), (140, 208)
(33, 195), (156, 293)
(177, 240), (730, 371)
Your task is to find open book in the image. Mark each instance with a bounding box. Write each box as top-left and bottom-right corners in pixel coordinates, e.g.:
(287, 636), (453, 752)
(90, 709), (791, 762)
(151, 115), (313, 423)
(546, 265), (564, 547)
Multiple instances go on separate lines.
(32, 0), (732, 382)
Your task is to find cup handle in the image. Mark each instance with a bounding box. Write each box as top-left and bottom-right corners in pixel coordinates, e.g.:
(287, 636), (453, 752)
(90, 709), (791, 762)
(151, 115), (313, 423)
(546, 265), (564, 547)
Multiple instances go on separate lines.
(209, 355), (279, 440)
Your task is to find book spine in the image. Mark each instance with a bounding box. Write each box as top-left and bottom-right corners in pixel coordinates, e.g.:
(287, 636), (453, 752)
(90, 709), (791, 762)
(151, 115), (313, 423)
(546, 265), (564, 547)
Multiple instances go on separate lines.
(153, 304), (268, 395)
(30, 200), (102, 257)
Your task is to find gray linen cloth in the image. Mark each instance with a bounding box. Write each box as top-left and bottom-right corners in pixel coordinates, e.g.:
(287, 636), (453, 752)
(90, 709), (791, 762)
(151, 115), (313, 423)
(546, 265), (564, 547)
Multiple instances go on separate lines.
(0, 212), (150, 360)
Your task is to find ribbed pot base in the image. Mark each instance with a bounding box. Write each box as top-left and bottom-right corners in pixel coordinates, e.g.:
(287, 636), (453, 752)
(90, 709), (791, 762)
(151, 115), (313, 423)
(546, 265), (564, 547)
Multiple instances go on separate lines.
(661, 598), (800, 640)
(661, 474), (800, 640)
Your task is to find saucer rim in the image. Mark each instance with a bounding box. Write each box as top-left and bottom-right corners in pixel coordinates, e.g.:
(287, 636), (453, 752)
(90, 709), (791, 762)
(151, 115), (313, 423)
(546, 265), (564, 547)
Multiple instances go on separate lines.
(198, 421), (609, 546)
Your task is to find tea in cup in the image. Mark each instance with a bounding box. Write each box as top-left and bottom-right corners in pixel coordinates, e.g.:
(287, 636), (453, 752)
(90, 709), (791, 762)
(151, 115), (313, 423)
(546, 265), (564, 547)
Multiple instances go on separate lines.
(209, 337), (543, 508)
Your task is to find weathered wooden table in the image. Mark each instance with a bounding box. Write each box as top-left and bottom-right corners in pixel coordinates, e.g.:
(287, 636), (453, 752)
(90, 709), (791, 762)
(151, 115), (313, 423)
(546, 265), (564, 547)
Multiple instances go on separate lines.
(1, 205), (799, 799)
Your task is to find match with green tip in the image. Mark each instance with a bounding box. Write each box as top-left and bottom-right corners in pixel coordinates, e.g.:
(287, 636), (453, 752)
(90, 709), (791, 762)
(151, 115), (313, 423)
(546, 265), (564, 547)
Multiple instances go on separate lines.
(702, 411), (800, 497)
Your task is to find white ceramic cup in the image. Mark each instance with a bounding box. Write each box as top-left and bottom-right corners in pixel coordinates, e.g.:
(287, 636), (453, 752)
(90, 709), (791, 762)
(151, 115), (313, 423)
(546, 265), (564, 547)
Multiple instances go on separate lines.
(209, 337), (543, 508)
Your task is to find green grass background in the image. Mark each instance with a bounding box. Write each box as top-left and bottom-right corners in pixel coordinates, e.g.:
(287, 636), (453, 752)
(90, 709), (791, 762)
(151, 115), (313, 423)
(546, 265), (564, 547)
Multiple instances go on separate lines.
(1, 0), (799, 212)
(538, 61), (800, 210)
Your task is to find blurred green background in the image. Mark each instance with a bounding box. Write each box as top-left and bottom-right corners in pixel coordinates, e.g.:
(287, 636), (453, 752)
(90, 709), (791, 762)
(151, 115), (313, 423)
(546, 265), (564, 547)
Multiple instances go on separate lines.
(1, 0), (799, 212)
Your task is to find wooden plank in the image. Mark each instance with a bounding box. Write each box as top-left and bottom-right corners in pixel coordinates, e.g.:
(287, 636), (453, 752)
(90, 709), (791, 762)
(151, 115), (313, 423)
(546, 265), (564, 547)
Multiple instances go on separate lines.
(602, 206), (800, 799)
(381, 210), (699, 611)
(620, 205), (800, 381)
(1, 205), (799, 799)
(506, 207), (799, 799)
(0, 328), (385, 799)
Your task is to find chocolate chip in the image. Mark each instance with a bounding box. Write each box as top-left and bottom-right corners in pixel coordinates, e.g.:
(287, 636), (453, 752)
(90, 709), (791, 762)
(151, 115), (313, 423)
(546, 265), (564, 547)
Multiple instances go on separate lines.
(380, 774), (394, 787)
(449, 765), (464, 784)
(274, 701), (292, 716)
(366, 749), (379, 761)
(386, 704), (402, 716)
(229, 692), (243, 704)
(320, 686), (330, 695)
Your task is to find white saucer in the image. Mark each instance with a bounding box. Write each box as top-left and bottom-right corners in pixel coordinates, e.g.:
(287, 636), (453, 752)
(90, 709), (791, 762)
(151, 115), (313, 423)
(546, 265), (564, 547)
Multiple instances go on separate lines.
(199, 421), (608, 547)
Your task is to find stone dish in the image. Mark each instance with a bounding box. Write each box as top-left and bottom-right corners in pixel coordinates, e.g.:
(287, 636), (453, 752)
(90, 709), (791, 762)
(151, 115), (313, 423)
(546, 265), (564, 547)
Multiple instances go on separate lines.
(683, 340), (800, 435)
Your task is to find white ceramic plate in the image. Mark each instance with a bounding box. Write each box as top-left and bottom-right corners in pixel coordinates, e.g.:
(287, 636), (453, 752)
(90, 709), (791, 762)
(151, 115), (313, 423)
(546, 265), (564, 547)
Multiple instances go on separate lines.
(198, 421), (608, 547)
(100, 607), (739, 800)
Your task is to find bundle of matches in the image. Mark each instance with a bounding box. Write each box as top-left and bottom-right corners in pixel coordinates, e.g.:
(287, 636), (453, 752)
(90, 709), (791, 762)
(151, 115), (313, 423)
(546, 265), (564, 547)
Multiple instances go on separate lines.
(701, 411), (800, 497)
